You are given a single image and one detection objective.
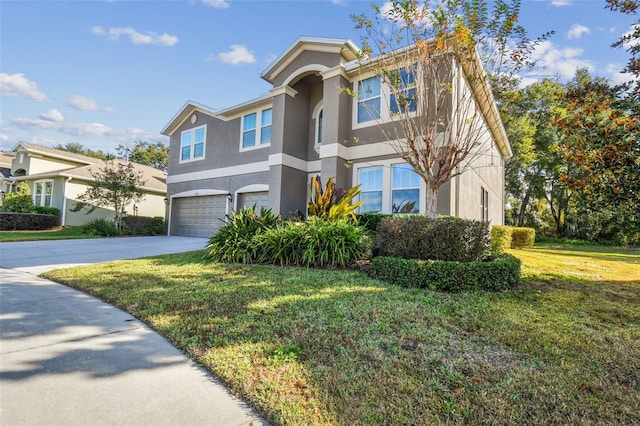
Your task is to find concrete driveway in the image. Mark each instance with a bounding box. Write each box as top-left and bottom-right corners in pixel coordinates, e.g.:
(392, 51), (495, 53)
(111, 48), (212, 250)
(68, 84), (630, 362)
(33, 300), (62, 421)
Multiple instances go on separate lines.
(0, 237), (267, 425)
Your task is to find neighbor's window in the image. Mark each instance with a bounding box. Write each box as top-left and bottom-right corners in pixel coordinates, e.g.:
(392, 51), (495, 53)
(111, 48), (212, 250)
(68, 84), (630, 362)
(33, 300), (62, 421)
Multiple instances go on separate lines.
(481, 187), (489, 222)
(390, 68), (417, 114)
(34, 180), (53, 207)
(181, 125), (206, 162)
(391, 163), (420, 214)
(358, 166), (383, 213)
(357, 77), (381, 123)
(242, 108), (272, 150)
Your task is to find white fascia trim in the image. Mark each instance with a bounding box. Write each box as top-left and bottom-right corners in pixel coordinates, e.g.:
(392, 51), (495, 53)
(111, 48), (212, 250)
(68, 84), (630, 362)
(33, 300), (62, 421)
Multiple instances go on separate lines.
(167, 161), (270, 184)
(161, 101), (218, 135)
(263, 42), (346, 83)
(268, 153), (320, 173)
(214, 93), (274, 121)
(236, 184), (269, 194)
(171, 189), (229, 199)
(270, 85), (298, 98)
(282, 64), (330, 86)
(319, 141), (398, 161)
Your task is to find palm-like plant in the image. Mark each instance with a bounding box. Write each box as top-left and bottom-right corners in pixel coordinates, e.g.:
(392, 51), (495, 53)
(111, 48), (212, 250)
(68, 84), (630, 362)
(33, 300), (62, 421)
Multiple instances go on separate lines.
(307, 176), (363, 222)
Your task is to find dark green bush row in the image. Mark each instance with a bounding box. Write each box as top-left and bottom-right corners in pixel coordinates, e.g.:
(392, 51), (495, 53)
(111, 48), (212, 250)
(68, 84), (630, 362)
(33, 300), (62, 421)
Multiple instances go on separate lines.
(377, 216), (490, 262)
(371, 254), (521, 292)
(0, 212), (59, 231)
(32, 206), (60, 216)
(355, 213), (393, 234)
(123, 216), (165, 236)
(206, 208), (369, 268)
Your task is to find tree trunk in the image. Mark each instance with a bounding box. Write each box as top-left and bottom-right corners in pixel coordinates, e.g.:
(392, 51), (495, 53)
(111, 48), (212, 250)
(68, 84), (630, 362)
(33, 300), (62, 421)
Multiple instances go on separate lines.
(425, 185), (438, 219)
(517, 185), (533, 227)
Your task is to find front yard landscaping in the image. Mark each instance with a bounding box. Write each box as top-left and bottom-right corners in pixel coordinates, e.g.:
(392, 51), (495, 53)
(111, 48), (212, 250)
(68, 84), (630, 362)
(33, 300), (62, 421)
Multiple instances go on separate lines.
(0, 226), (96, 242)
(43, 243), (640, 425)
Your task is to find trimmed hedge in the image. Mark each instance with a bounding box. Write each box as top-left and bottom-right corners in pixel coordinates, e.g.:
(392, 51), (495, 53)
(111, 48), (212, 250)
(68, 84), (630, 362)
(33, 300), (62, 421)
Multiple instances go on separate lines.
(33, 206), (60, 216)
(511, 227), (536, 249)
(491, 225), (512, 254)
(123, 216), (165, 236)
(0, 212), (59, 231)
(371, 254), (521, 292)
(377, 216), (490, 262)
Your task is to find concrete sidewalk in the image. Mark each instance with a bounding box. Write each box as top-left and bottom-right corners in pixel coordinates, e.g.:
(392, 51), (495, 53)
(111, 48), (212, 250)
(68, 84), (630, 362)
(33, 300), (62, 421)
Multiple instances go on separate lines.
(0, 237), (267, 425)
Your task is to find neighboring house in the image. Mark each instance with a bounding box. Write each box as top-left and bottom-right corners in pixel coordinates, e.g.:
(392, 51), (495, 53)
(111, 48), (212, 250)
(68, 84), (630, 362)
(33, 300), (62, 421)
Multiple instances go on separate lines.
(162, 36), (511, 238)
(0, 152), (12, 206)
(6, 142), (167, 226)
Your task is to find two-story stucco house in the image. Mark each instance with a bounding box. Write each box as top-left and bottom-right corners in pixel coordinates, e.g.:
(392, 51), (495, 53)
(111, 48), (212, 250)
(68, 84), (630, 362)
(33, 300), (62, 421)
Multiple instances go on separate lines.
(162, 37), (511, 238)
(6, 142), (167, 226)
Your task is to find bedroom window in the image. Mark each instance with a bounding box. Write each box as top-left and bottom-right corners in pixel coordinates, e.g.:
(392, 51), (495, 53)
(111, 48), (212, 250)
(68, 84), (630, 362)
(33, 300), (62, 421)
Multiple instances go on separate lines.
(242, 108), (272, 150)
(357, 77), (381, 123)
(181, 125), (206, 162)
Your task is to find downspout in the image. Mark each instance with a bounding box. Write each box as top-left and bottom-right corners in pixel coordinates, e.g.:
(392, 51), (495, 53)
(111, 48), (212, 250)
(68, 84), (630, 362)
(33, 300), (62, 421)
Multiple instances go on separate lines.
(61, 177), (72, 226)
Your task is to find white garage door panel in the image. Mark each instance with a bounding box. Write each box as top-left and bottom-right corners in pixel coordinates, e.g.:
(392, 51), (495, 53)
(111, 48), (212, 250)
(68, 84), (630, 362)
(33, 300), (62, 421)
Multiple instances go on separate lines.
(172, 195), (226, 238)
(238, 191), (269, 212)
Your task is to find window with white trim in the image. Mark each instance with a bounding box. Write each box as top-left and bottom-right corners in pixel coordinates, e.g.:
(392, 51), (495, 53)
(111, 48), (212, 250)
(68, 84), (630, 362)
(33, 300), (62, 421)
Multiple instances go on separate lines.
(358, 166), (383, 213)
(481, 187), (489, 222)
(34, 180), (53, 207)
(242, 108), (272, 150)
(180, 125), (206, 162)
(390, 68), (417, 114)
(357, 77), (381, 123)
(391, 163), (420, 214)
(316, 108), (323, 145)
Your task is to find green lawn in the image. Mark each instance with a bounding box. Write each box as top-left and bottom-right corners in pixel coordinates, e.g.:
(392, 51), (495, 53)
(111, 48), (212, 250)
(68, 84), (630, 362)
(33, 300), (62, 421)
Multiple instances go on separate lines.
(0, 226), (95, 242)
(43, 244), (640, 425)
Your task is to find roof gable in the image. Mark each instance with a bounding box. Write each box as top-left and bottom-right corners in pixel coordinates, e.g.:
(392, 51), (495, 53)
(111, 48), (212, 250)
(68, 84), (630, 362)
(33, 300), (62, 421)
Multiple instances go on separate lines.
(261, 36), (361, 84)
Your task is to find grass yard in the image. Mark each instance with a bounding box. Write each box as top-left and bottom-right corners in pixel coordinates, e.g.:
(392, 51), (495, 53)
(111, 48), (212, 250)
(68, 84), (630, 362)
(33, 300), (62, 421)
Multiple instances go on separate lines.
(0, 226), (94, 242)
(43, 244), (640, 425)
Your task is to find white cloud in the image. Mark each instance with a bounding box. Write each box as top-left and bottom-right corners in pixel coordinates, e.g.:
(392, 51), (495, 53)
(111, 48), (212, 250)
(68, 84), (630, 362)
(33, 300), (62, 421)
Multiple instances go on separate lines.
(329, 0), (346, 5)
(68, 95), (112, 112)
(0, 73), (48, 102)
(530, 40), (593, 80)
(218, 45), (256, 65)
(91, 26), (178, 46)
(568, 24), (590, 40)
(551, 0), (571, 6)
(606, 63), (635, 86)
(622, 25), (640, 49)
(39, 109), (64, 123)
(202, 0), (229, 8)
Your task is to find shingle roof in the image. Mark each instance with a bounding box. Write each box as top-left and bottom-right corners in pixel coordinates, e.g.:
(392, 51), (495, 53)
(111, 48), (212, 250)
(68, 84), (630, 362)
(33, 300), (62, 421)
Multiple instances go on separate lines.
(12, 143), (166, 193)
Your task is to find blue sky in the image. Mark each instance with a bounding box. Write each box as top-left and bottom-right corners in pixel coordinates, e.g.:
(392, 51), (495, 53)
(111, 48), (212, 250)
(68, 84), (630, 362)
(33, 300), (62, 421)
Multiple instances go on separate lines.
(0, 0), (636, 153)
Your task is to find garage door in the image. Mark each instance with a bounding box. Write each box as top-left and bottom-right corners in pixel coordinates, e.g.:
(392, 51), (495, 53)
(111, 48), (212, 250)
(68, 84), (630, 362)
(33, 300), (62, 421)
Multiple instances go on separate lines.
(237, 191), (269, 212)
(171, 195), (226, 238)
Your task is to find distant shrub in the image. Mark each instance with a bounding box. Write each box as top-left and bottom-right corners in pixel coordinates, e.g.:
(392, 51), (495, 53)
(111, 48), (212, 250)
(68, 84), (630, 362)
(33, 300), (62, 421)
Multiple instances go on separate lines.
(84, 218), (119, 237)
(371, 254), (521, 292)
(258, 217), (370, 268)
(33, 206), (60, 216)
(206, 206), (280, 264)
(377, 216), (490, 262)
(123, 216), (165, 235)
(491, 225), (512, 254)
(511, 227), (536, 249)
(0, 212), (58, 231)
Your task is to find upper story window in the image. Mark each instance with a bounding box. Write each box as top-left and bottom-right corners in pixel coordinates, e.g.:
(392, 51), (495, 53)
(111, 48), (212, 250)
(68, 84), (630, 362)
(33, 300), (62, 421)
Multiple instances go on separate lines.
(34, 180), (53, 207)
(390, 68), (417, 114)
(316, 108), (323, 145)
(357, 77), (381, 123)
(181, 125), (206, 162)
(242, 108), (272, 150)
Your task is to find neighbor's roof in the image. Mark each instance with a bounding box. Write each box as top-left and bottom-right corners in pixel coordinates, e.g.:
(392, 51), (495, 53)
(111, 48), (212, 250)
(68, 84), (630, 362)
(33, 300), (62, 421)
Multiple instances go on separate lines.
(9, 142), (167, 193)
(0, 152), (11, 178)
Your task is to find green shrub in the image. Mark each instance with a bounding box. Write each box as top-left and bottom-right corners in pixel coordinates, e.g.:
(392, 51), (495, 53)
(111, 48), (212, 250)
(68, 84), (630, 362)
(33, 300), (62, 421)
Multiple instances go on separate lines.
(123, 216), (165, 235)
(258, 217), (370, 268)
(3, 194), (34, 213)
(33, 206), (60, 216)
(511, 227), (536, 249)
(0, 212), (59, 230)
(371, 254), (521, 292)
(355, 213), (393, 234)
(206, 206), (280, 264)
(377, 216), (490, 262)
(83, 218), (119, 237)
(491, 225), (512, 254)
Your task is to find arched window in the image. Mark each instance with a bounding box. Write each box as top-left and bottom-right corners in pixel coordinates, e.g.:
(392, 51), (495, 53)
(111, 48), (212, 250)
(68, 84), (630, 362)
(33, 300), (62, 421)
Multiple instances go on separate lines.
(316, 108), (323, 145)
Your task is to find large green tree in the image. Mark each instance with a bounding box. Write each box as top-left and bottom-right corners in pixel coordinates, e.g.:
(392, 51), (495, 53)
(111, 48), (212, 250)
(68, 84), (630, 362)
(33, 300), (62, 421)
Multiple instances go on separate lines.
(116, 141), (169, 171)
(53, 142), (112, 160)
